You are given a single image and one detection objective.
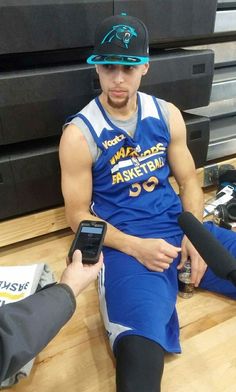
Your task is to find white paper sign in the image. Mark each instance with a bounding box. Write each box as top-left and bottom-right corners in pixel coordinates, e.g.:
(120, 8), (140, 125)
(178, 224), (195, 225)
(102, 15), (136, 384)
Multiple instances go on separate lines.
(0, 264), (44, 306)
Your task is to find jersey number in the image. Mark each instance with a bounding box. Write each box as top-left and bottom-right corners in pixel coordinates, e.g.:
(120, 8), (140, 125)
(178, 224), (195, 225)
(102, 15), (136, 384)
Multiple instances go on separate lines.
(129, 176), (159, 197)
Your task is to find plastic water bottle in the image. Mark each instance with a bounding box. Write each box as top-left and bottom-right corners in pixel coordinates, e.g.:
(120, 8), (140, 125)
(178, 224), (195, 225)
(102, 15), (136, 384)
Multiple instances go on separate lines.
(178, 260), (194, 298)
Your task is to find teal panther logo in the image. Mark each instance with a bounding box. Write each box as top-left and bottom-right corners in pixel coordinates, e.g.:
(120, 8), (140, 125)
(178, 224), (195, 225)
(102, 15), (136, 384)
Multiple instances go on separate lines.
(101, 24), (137, 48)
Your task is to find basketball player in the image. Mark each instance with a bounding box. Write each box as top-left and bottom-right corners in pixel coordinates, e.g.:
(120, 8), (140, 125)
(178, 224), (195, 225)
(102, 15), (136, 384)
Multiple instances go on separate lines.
(59, 14), (236, 391)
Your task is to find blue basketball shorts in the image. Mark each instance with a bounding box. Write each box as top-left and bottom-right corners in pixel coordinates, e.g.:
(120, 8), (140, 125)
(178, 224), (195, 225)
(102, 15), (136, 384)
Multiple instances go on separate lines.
(98, 222), (236, 354)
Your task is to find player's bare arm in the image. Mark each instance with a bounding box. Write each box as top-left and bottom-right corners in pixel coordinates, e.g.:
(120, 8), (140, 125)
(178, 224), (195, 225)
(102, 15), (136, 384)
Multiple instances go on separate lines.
(167, 103), (207, 284)
(167, 102), (204, 221)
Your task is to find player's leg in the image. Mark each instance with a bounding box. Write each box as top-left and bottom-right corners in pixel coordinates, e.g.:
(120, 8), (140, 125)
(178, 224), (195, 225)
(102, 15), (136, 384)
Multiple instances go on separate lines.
(99, 239), (182, 392)
(99, 246), (181, 354)
(116, 335), (164, 392)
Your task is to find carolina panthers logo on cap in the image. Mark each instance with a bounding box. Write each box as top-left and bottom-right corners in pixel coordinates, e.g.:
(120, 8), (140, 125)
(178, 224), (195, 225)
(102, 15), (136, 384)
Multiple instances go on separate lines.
(101, 24), (137, 49)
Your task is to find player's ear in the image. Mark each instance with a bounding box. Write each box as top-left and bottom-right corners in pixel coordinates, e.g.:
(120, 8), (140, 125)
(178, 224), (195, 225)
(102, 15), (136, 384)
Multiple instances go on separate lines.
(95, 64), (99, 74)
(142, 63), (149, 75)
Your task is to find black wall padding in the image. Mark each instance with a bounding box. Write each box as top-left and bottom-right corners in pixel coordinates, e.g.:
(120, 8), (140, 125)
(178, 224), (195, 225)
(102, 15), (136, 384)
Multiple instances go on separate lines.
(0, 0), (218, 56)
(0, 154), (18, 219)
(115, 0), (218, 44)
(0, 49), (214, 146)
(184, 113), (210, 168)
(207, 114), (236, 161)
(0, 140), (63, 220)
(217, 0), (236, 9)
(0, 0), (113, 55)
(0, 65), (97, 145)
(141, 49), (214, 111)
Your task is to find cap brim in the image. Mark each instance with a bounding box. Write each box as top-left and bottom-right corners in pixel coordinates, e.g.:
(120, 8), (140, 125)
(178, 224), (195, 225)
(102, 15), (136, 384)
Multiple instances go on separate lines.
(87, 54), (149, 66)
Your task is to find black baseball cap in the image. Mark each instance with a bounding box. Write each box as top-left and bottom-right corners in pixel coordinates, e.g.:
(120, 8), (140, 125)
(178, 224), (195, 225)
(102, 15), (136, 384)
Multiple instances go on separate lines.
(87, 13), (149, 66)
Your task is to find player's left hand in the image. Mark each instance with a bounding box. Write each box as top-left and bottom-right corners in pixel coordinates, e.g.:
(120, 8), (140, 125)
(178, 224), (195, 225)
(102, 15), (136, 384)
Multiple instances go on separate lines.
(177, 235), (207, 287)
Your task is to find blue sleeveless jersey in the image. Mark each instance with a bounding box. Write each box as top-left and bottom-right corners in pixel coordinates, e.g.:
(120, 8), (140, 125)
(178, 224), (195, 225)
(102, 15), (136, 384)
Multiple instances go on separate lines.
(75, 92), (183, 238)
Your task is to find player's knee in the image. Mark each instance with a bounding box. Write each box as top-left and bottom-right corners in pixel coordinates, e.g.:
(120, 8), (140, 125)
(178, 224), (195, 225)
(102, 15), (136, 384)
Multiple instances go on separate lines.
(115, 335), (164, 392)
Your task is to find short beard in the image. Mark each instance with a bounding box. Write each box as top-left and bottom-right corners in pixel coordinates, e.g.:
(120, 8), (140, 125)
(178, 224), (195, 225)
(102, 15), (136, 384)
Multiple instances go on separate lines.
(107, 95), (129, 109)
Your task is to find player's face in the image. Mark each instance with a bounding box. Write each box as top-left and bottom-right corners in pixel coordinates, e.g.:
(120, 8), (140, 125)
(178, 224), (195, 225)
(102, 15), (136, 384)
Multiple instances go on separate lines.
(96, 64), (149, 109)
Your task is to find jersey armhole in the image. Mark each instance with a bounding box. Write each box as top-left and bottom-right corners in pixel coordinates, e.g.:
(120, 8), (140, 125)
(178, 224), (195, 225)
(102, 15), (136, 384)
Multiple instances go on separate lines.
(152, 97), (170, 135)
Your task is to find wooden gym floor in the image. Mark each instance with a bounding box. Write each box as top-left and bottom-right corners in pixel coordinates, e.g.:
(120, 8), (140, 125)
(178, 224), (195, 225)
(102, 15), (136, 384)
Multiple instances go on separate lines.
(1, 225), (236, 392)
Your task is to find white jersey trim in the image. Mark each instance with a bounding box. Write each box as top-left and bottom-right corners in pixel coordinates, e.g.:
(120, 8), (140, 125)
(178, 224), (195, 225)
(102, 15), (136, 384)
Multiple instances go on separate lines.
(98, 265), (132, 349)
(139, 92), (160, 121)
(80, 99), (113, 137)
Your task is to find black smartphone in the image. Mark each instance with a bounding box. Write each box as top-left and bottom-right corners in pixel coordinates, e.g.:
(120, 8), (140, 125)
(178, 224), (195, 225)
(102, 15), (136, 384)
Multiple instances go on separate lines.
(68, 220), (107, 264)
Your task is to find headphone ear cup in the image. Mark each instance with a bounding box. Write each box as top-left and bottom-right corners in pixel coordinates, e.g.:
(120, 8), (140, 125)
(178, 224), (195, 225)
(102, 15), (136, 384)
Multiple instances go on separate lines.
(215, 204), (229, 222)
(226, 200), (236, 222)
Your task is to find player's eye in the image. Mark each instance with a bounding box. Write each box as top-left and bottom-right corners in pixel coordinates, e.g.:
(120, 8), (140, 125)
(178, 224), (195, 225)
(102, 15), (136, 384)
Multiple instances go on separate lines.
(124, 65), (135, 71)
(102, 64), (114, 70)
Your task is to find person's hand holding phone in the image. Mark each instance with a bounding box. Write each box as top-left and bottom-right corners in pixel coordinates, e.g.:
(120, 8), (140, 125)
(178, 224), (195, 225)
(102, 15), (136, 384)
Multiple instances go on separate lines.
(68, 220), (107, 264)
(60, 249), (103, 297)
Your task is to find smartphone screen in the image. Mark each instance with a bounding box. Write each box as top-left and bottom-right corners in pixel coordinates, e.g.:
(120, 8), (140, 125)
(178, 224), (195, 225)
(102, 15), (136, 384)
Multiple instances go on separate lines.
(68, 220), (107, 264)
